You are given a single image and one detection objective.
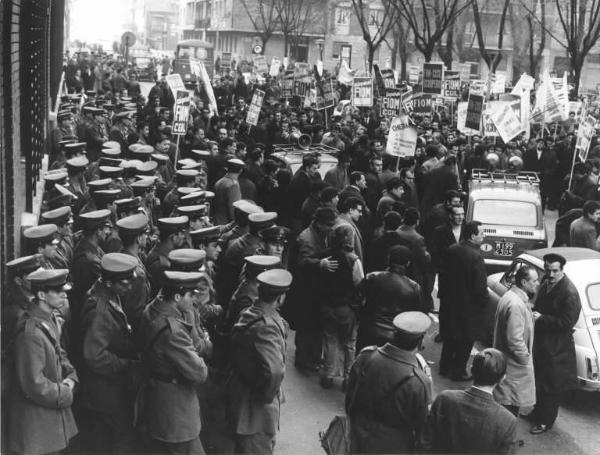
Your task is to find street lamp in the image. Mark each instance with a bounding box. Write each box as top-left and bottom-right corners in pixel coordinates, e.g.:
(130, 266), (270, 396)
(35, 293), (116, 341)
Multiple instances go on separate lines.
(315, 38), (324, 61)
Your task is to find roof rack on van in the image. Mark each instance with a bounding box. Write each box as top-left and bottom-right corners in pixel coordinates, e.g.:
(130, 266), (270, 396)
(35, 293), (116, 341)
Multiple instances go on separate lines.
(470, 169), (540, 186)
(272, 143), (340, 155)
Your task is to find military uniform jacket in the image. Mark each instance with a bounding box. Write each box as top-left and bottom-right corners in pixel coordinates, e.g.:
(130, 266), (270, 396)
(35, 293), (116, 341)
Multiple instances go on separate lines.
(121, 249), (151, 332)
(138, 298), (208, 443)
(8, 306), (78, 455)
(70, 237), (104, 319)
(227, 302), (287, 435)
(146, 241), (172, 297)
(79, 281), (139, 414)
(346, 344), (431, 454)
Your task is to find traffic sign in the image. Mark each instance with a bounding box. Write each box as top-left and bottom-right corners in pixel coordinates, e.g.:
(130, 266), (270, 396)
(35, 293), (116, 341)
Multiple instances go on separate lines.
(121, 32), (136, 47)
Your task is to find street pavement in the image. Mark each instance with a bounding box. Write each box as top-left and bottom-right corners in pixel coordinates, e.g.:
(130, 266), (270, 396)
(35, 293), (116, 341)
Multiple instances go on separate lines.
(132, 89), (597, 454)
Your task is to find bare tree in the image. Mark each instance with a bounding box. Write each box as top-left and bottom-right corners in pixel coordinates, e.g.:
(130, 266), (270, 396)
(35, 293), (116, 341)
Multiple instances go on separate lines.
(239, 0), (279, 55)
(273, 0), (318, 58)
(525, 0), (547, 79)
(350, 0), (398, 71)
(520, 0), (600, 94)
(386, 18), (411, 79)
(471, 0), (511, 73)
(390, 0), (473, 62)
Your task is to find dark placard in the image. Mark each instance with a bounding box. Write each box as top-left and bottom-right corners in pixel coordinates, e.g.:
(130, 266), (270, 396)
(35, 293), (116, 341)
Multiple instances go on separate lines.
(380, 88), (402, 118)
(293, 77), (312, 98)
(281, 71), (294, 98)
(466, 93), (484, 131)
(422, 62), (444, 95)
(444, 70), (461, 99)
(380, 69), (396, 89)
(404, 92), (433, 114)
(316, 78), (335, 110)
(221, 52), (232, 69)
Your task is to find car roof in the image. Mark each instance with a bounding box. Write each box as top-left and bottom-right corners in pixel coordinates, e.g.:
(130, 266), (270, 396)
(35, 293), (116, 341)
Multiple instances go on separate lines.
(525, 247), (600, 262)
(469, 187), (540, 203)
(271, 151), (337, 162)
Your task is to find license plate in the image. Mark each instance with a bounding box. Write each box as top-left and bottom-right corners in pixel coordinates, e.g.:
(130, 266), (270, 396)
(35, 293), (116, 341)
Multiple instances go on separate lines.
(495, 241), (514, 256)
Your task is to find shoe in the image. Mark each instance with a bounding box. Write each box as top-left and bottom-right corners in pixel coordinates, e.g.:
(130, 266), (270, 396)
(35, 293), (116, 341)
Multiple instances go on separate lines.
(451, 372), (472, 382)
(530, 424), (551, 435)
(320, 377), (334, 389)
(434, 333), (443, 343)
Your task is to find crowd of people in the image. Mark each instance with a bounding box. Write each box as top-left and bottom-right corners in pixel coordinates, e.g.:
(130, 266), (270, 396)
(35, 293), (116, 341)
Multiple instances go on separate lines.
(3, 50), (600, 455)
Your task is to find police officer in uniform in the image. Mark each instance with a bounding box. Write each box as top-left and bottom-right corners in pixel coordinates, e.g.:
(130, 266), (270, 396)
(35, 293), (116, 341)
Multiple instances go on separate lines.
(117, 213), (151, 333)
(146, 216), (189, 297)
(23, 224), (60, 270)
(227, 269), (292, 454)
(110, 111), (135, 154)
(79, 253), (140, 453)
(190, 226), (223, 299)
(258, 225), (291, 263)
(219, 200), (264, 249)
(346, 311), (432, 454)
(7, 269), (79, 455)
(137, 271), (209, 454)
(41, 206), (75, 269)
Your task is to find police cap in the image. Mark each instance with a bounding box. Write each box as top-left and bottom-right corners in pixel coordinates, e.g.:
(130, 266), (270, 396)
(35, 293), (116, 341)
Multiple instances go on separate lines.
(91, 189), (121, 203)
(135, 160), (158, 175)
(115, 197), (141, 214)
(64, 142), (87, 156)
(99, 166), (124, 179)
(168, 249), (206, 271)
(176, 169), (200, 182)
(190, 226), (221, 245)
(101, 253), (137, 281)
(248, 212), (277, 230)
(101, 147), (121, 157)
(87, 178), (113, 192)
(257, 269), (293, 293)
(191, 149), (210, 160)
(233, 200), (263, 216)
(44, 171), (68, 184)
(244, 255), (281, 271)
(23, 224), (58, 246)
(41, 206), (72, 225)
(27, 269), (71, 292)
(226, 158), (245, 173)
(115, 110), (134, 120)
(392, 311), (432, 338)
(116, 213), (148, 236)
(259, 225), (291, 243)
(78, 209), (112, 231)
(176, 204), (207, 218)
(157, 216), (189, 234)
(163, 271), (204, 291)
(46, 193), (75, 210)
(180, 191), (206, 205)
(177, 187), (201, 197)
(151, 153), (170, 164)
(57, 110), (72, 121)
(6, 254), (42, 277)
(66, 156), (89, 170)
(103, 141), (121, 150)
(130, 179), (155, 196)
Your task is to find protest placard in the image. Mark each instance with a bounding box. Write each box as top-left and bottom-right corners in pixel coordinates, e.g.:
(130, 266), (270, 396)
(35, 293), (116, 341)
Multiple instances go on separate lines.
(381, 69), (396, 89)
(316, 78), (335, 110)
(491, 73), (506, 94)
(444, 71), (461, 100)
(190, 58), (219, 115)
(380, 89), (402, 118)
(457, 102), (480, 136)
(281, 71), (294, 98)
(221, 52), (232, 70)
(386, 115), (418, 157)
(294, 62), (311, 78)
(269, 57), (281, 77)
(166, 74), (185, 94)
(408, 65), (420, 85)
(465, 93), (484, 131)
(422, 62), (444, 95)
(352, 77), (373, 107)
(172, 90), (190, 135)
(403, 92), (433, 115)
(252, 54), (269, 74)
(246, 89), (265, 126)
(576, 115), (597, 161)
(293, 76), (312, 98)
(489, 102), (524, 143)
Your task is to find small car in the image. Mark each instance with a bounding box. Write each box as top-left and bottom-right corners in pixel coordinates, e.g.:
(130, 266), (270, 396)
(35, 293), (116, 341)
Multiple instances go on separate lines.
(271, 142), (338, 180)
(467, 169), (547, 272)
(486, 247), (600, 392)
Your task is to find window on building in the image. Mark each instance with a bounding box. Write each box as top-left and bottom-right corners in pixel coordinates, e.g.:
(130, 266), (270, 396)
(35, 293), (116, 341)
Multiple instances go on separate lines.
(332, 41), (349, 59)
(335, 7), (351, 35)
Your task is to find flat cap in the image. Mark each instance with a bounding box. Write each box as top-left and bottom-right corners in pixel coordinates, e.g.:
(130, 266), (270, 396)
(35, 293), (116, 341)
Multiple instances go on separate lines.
(392, 311), (431, 337)
(26, 269), (71, 291)
(78, 209), (112, 231)
(116, 213), (148, 236)
(177, 204), (207, 218)
(41, 206), (71, 225)
(257, 269), (293, 292)
(163, 271), (204, 290)
(157, 216), (189, 233)
(313, 207), (337, 226)
(23, 224), (58, 244)
(259, 225), (291, 243)
(168, 249), (206, 271)
(190, 226), (221, 244)
(388, 245), (412, 266)
(248, 212), (278, 229)
(6, 254), (42, 276)
(101, 253), (137, 281)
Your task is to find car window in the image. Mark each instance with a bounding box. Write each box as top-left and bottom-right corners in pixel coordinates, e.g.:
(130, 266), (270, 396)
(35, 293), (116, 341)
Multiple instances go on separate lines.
(586, 283), (600, 311)
(472, 199), (538, 227)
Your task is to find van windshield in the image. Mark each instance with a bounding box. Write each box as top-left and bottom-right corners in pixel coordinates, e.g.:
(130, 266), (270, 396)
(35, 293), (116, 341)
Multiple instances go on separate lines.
(472, 199), (538, 227)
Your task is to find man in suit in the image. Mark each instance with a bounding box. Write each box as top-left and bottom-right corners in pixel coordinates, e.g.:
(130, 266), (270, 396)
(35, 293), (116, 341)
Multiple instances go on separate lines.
(420, 155), (460, 216)
(420, 348), (518, 454)
(430, 205), (464, 274)
(438, 221), (488, 381)
(529, 253), (582, 434)
(332, 196), (365, 263)
(523, 137), (558, 211)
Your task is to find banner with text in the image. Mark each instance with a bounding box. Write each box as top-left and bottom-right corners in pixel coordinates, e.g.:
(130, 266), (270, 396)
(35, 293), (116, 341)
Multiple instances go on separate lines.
(386, 115), (418, 157)
(444, 70), (461, 100)
(457, 102), (480, 136)
(172, 90), (190, 135)
(316, 78), (335, 110)
(352, 77), (374, 107)
(246, 89), (265, 126)
(422, 62), (444, 95)
(465, 93), (484, 131)
(576, 115), (597, 162)
(281, 71), (294, 98)
(489, 101), (524, 143)
(252, 54), (269, 75)
(380, 88), (403, 118)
